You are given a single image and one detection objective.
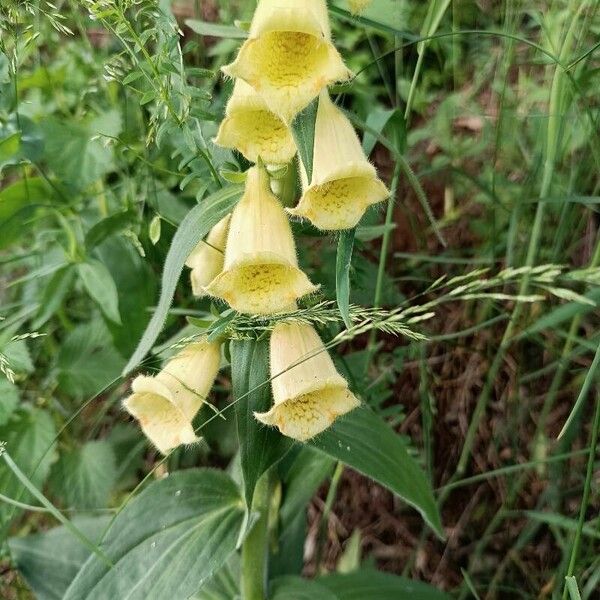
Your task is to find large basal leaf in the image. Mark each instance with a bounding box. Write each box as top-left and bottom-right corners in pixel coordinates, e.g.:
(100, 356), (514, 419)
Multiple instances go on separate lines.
(0, 407), (57, 526)
(124, 184), (243, 374)
(231, 338), (291, 508)
(318, 569), (453, 600)
(48, 441), (117, 510)
(64, 469), (245, 600)
(308, 406), (444, 539)
(9, 516), (112, 600)
(270, 576), (339, 600)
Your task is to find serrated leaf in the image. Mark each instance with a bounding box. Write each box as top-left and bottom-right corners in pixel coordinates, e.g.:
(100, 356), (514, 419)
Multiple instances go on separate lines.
(64, 469), (245, 600)
(318, 569), (452, 599)
(308, 407), (444, 539)
(231, 339), (292, 508)
(291, 97), (319, 183)
(0, 407), (57, 526)
(9, 516), (112, 600)
(78, 259), (121, 324)
(49, 441), (117, 509)
(336, 228), (355, 329)
(124, 185), (243, 374)
(0, 377), (19, 426)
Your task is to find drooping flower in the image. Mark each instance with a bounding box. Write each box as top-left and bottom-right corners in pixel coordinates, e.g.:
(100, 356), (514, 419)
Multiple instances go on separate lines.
(255, 322), (359, 440)
(348, 0), (372, 14)
(185, 215), (230, 298)
(123, 339), (221, 454)
(288, 91), (389, 230)
(222, 0), (352, 123)
(207, 166), (317, 315)
(214, 79), (296, 164)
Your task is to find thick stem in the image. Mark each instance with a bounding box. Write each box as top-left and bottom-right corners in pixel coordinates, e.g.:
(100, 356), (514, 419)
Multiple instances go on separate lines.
(241, 473), (271, 600)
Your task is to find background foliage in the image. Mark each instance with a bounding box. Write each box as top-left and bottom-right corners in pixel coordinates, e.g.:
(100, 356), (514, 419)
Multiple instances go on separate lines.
(1, 0), (600, 598)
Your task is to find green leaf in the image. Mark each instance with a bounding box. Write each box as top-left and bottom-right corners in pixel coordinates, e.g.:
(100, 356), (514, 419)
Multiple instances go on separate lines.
(291, 97), (319, 183)
(1, 337), (34, 375)
(78, 259), (122, 324)
(336, 228), (355, 329)
(85, 210), (137, 250)
(124, 184), (243, 374)
(0, 131), (21, 166)
(54, 319), (125, 399)
(362, 107), (405, 157)
(0, 407), (57, 526)
(231, 339), (292, 509)
(270, 576), (338, 600)
(64, 469), (245, 600)
(185, 19), (248, 39)
(0, 376), (19, 426)
(32, 264), (76, 329)
(9, 516), (112, 600)
(49, 441), (117, 509)
(308, 407), (444, 538)
(318, 569), (453, 599)
(192, 555), (240, 599)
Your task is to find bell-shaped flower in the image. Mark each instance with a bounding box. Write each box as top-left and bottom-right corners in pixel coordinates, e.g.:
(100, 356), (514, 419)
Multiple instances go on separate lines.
(288, 91), (389, 230)
(123, 339), (221, 454)
(255, 322), (359, 440)
(185, 215), (230, 297)
(222, 0), (352, 123)
(207, 166), (317, 314)
(214, 79), (296, 164)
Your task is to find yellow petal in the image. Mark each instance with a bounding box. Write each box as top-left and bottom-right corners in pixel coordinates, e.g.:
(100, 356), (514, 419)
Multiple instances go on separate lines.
(186, 215), (230, 297)
(222, 0), (352, 122)
(123, 339), (221, 454)
(288, 92), (389, 230)
(207, 167), (318, 315)
(255, 322), (359, 440)
(214, 79), (296, 164)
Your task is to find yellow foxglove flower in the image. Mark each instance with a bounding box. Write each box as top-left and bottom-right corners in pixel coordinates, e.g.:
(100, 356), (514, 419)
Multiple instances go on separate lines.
(214, 79), (296, 164)
(123, 339), (221, 454)
(207, 167), (317, 314)
(185, 215), (230, 297)
(348, 0), (372, 14)
(255, 322), (359, 440)
(288, 91), (389, 230)
(222, 0), (352, 123)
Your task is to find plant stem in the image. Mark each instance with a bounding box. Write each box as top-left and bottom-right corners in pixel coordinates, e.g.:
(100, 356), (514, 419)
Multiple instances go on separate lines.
(315, 461), (344, 573)
(241, 473), (271, 600)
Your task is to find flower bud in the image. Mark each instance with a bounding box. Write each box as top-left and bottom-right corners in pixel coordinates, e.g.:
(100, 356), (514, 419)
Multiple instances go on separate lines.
(123, 339), (221, 454)
(214, 79), (296, 164)
(185, 215), (230, 297)
(288, 91), (389, 230)
(222, 0), (352, 123)
(255, 322), (359, 440)
(207, 167), (317, 315)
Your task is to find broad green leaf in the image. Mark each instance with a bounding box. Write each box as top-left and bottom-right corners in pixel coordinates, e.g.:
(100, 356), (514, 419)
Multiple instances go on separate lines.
(9, 516), (112, 600)
(308, 407), (444, 538)
(362, 107), (405, 157)
(124, 185), (243, 374)
(185, 19), (248, 39)
(291, 97), (319, 183)
(0, 337), (34, 374)
(0, 407), (57, 526)
(192, 555), (240, 599)
(270, 576), (338, 600)
(0, 376), (19, 426)
(84, 210), (137, 250)
(49, 441), (117, 509)
(231, 338), (292, 508)
(32, 264), (76, 329)
(54, 319), (125, 399)
(78, 259), (122, 324)
(318, 569), (453, 599)
(64, 469), (245, 600)
(336, 228), (355, 329)
(0, 131), (21, 165)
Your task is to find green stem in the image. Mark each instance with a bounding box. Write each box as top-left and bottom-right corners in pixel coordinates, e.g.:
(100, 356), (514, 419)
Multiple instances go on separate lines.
(315, 461), (344, 573)
(562, 352), (600, 598)
(241, 473), (271, 600)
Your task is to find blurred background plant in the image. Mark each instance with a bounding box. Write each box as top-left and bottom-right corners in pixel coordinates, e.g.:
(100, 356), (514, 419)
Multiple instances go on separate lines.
(1, 0), (599, 598)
